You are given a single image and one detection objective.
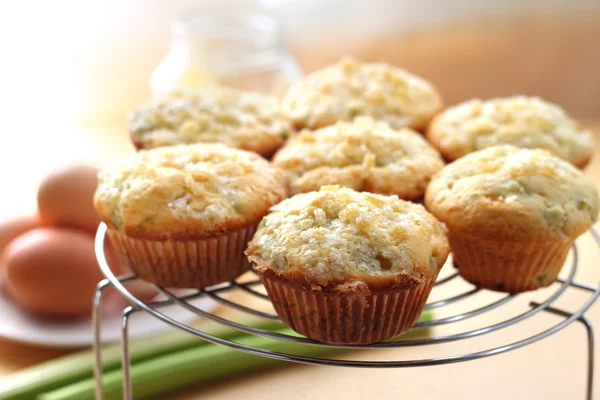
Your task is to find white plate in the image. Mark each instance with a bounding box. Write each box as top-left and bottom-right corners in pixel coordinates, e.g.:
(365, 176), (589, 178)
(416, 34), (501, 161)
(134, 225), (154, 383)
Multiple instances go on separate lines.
(0, 286), (220, 348)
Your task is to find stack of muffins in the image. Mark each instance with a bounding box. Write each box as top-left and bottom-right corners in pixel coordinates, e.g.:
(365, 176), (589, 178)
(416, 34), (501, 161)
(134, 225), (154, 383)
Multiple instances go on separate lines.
(94, 57), (599, 344)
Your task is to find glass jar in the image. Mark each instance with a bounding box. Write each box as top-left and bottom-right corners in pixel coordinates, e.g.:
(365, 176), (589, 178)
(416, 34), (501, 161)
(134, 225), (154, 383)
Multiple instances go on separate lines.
(151, 2), (302, 97)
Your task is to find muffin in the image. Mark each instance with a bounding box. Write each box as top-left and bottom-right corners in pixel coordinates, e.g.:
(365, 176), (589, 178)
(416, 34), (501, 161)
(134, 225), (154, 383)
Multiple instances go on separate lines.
(94, 143), (287, 288)
(246, 186), (449, 344)
(426, 96), (594, 168)
(129, 88), (292, 158)
(281, 57), (443, 131)
(425, 145), (599, 293)
(272, 117), (444, 200)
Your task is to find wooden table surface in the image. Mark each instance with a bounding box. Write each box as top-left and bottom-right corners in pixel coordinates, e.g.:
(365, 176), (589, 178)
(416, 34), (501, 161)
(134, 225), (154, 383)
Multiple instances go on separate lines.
(1, 119), (599, 400)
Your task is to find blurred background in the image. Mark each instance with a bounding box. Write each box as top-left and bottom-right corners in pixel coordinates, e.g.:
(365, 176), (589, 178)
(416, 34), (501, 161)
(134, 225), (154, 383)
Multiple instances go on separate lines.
(3, 0), (600, 119)
(1, 0), (599, 219)
(2, 0), (600, 220)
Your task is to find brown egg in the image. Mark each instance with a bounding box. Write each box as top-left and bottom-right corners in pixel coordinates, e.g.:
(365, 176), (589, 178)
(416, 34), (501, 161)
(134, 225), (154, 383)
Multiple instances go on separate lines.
(37, 165), (102, 232)
(0, 215), (42, 289)
(3, 227), (105, 317)
(0, 214), (41, 259)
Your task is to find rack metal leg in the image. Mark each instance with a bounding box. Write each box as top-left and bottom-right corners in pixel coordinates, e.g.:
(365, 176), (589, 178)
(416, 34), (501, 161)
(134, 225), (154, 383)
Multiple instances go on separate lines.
(92, 279), (111, 400)
(96, 289), (187, 400)
(581, 317), (595, 400)
(532, 302), (595, 400)
(93, 274), (140, 400)
(121, 306), (138, 400)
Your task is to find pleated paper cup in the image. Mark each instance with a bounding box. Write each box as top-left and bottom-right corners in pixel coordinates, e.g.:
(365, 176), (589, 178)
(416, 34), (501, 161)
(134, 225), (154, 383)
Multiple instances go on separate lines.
(450, 232), (573, 293)
(258, 270), (439, 344)
(107, 224), (258, 289)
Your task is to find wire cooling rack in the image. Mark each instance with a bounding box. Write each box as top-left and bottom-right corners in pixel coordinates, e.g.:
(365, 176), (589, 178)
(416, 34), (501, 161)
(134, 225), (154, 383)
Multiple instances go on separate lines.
(92, 222), (600, 400)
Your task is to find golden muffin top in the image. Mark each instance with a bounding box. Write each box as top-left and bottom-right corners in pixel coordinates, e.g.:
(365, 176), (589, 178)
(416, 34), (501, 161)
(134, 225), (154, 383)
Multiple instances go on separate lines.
(272, 117), (444, 200)
(280, 57), (443, 131)
(94, 143), (287, 239)
(129, 88), (292, 157)
(246, 186), (449, 289)
(425, 145), (599, 241)
(426, 96), (594, 167)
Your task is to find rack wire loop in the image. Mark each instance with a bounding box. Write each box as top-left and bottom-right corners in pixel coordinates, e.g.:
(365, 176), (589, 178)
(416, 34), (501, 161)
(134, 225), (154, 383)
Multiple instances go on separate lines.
(93, 223), (600, 400)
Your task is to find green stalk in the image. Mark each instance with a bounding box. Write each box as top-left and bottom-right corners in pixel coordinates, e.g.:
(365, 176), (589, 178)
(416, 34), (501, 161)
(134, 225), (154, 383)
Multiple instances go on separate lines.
(0, 317), (286, 400)
(38, 328), (324, 400)
(37, 311), (433, 400)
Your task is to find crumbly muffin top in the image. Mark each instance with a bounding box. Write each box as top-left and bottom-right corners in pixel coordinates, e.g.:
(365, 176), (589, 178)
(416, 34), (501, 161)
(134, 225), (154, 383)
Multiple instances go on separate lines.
(425, 145), (599, 241)
(246, 186), (449, 288)
(280, 57), (443, 131)
(94, 144), (288, 239)
(272, 117), (444, 199)
(129, 88), (292, 156)
(426, 96), (594, 167)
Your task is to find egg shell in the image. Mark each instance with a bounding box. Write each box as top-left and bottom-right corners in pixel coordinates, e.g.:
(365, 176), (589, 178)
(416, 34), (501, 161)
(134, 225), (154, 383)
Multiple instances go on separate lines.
(3, 227), (105, 318)
(37, 165), (102, 232)
(0, 214), (41, 260)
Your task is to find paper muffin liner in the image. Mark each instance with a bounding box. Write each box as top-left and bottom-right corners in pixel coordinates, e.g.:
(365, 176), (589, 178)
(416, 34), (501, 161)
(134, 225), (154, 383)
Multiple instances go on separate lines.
(107, 224), (258, 289)
(449, 233), (573, 293)
(258, 270), (439, 344)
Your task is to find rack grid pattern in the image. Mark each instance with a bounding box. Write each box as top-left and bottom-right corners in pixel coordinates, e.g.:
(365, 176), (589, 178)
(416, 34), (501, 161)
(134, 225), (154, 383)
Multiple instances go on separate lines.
(92, 223), (600, 400)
